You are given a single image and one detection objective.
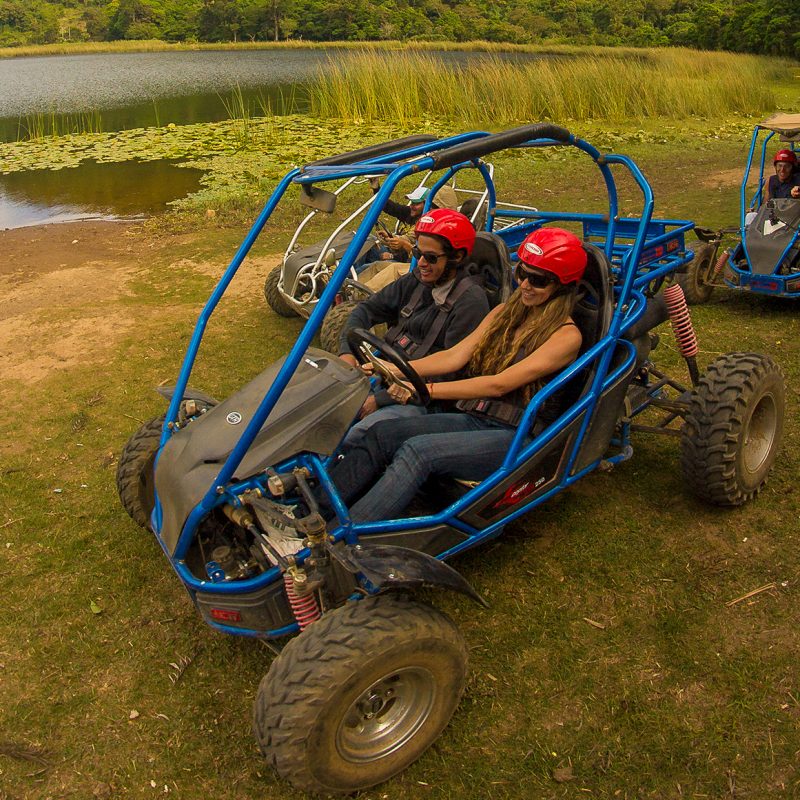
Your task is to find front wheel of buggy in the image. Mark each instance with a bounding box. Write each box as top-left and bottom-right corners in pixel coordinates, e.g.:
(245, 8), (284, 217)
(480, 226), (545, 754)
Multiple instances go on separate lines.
(680, 353), (784, 506)
(116, 415), (164, 529)
(680, 242), (716, 304)
(319, 300), (358, 354)
(264, 267), (297, 318)
(253, 594), (468, 795)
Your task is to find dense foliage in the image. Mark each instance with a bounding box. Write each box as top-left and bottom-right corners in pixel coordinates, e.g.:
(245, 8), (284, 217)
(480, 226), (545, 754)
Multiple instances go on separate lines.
(1, 0), (799, 59)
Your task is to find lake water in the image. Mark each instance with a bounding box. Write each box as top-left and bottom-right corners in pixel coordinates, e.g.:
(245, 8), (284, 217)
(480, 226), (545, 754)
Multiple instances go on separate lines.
(0, 50), (331, 140)
(0, 159), (203, 229)
(0, 48), (532, 228)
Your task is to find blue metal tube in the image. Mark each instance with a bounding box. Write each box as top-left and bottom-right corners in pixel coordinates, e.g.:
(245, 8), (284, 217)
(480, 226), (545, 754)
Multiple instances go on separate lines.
(160, 168), (300, 445)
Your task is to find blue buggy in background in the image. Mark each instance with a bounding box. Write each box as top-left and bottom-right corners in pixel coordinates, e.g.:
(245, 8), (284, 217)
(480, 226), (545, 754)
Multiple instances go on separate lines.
(116, 124), (785, 795)
(683, 113), (800, 303)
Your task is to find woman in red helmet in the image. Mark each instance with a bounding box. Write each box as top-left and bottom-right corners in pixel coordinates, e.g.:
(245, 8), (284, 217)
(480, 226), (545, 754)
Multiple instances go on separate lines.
(765, 149), (800, 201)
(325, 227), (587, 522)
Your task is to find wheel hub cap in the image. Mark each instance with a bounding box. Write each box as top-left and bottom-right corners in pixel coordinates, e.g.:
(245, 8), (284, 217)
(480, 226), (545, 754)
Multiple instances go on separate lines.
(337, 667), (435, 763)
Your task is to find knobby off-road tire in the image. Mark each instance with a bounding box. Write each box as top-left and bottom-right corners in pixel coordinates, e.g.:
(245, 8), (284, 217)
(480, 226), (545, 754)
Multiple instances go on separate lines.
(264, 267), (297, 318)
(319, 300), (358, 354)
(681, 242), (716, 305)
(116, 415), (164, 529)
(680, 352), (784, 506)
(253, 594), (468, 795)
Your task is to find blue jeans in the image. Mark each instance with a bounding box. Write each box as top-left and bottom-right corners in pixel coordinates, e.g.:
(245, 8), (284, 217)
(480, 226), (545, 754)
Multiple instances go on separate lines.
(328, 413), (518, 522)
(353, 243), (390, 271)
(342, 403), (428, 447)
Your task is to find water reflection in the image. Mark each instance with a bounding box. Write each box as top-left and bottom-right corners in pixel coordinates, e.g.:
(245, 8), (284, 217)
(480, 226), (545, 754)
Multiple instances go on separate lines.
(0, 49), (541, 141)
(0, 160), (203, 229)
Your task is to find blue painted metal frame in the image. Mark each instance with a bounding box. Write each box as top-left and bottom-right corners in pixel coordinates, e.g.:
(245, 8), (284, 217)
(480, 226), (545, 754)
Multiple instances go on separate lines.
(148, 128), (695, 638)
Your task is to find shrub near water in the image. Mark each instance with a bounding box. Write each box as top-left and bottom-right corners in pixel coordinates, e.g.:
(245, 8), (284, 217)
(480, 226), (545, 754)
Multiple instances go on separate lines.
(307, 48), (780, 124)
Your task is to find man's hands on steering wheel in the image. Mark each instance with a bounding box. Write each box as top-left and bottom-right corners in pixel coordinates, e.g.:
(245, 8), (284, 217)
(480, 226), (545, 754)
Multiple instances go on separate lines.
(346, 328), (430, 406)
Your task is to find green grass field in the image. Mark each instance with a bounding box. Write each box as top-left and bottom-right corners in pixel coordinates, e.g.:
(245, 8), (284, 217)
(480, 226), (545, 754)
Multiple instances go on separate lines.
(1, 56), (799, 799)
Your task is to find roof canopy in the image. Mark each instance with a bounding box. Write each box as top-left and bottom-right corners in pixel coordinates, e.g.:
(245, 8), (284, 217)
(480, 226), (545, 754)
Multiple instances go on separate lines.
(758, 113), (800, 141)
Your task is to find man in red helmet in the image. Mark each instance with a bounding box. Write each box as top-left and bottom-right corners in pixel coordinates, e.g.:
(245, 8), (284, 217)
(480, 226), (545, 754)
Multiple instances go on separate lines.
(357, 179), (460, 282)
(765, 149), (800, 201)
(338, 208), (490, 444)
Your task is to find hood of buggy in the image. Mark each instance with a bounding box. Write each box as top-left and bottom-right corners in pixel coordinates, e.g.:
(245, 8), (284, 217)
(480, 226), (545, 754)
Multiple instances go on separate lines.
(155, 348), (369, 555)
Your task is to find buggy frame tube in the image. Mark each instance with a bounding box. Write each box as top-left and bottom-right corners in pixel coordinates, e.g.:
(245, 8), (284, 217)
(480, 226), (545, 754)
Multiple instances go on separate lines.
(160, 167), (300, 447)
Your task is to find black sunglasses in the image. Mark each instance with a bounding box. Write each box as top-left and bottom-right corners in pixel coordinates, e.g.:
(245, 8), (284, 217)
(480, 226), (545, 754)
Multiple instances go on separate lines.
(412, 246), (447, 264)
(515, 262), (557, 288)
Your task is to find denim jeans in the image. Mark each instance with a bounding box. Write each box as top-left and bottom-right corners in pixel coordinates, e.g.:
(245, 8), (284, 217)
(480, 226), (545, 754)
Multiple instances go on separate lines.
(342, 403), (428, 447)
(328, 413), (518, 522)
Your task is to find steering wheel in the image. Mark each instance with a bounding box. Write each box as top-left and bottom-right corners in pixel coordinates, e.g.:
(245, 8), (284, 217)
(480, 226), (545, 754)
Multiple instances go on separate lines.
(346, 328), (430, 406)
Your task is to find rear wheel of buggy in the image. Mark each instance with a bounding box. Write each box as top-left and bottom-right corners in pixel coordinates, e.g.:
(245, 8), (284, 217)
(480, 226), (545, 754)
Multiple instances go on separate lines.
(253, 594), (468, 795)
(116, 415), (164, 529)
(320, 300), (357, 354)
(681, 242), (716, 305)
(680, 352), (784, 506)
(264, 267), (297, 318)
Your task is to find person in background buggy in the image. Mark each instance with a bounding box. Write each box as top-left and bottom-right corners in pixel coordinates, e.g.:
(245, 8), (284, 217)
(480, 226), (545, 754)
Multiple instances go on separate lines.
(325, 227), (586, 522)
(339, 208), (489, 444)
(741, 148), (800, 232)
(356, 178), (459, 272)
(764, 149), (800, 201)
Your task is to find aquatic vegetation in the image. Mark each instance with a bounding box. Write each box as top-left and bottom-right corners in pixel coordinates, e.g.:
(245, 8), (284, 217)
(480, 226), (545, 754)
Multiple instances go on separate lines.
(307, 49), (781, 124)
(17, 110), (104, 141)
(0, 116), (419, 211)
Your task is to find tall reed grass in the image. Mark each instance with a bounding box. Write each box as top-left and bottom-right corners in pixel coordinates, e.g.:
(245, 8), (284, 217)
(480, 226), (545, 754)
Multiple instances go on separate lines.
(307, 48), (780, 125)
(17, 110), (103, 140)
(0, 39), (670, 60)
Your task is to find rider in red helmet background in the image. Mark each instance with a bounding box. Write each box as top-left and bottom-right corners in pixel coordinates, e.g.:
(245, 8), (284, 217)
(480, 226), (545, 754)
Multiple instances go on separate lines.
(765, 148), (800, 201)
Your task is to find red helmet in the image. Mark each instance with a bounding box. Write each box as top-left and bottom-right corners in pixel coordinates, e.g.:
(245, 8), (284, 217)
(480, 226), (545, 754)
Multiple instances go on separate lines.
(415, 208), (475, 255)
(774, 149), (797, 166)
(517, 228), (587, 285)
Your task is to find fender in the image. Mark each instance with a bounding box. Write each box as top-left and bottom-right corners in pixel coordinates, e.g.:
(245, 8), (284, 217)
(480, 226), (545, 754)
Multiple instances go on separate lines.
(156, 385), (219, 406)
(329, 542), (488, 607)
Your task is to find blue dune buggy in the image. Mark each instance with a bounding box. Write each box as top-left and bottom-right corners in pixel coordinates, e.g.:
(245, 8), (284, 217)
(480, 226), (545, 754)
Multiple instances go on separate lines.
(116, 124), (785, 795)
(683, 113), (800, 303)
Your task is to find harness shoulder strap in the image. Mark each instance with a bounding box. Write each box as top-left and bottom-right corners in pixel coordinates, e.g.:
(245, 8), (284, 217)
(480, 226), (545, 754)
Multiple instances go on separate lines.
(412, 276), (478, 359)
(385, 282), (427, 346)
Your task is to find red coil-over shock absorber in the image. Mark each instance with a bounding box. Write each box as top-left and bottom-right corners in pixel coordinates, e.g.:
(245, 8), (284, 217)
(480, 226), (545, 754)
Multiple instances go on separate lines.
(714, 249), (730, 276)
(284, 571), (321, 630)
(664, 283), (700, 386)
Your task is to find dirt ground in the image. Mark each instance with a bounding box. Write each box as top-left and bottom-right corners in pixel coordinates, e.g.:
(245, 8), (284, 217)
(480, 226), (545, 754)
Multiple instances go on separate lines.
(0, 221), (146, 388)
(0, 220), (276, 397)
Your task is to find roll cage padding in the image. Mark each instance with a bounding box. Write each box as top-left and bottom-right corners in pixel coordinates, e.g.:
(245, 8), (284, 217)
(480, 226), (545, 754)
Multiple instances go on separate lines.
(430, 124), (572, 171)
(305, 135), (440, 168)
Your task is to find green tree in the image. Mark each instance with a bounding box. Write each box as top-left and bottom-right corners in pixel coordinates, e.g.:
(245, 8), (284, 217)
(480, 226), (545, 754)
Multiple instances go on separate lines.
(198, 0), (242, 40)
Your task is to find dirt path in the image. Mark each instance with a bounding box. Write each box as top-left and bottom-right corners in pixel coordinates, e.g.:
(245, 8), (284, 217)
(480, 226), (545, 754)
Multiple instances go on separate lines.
(0, 220), (279, 395)
(0, 221), (150, 388)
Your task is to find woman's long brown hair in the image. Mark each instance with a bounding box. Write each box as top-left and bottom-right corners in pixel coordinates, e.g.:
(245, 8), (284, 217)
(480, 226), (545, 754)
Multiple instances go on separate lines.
(468, 288), (578, 400)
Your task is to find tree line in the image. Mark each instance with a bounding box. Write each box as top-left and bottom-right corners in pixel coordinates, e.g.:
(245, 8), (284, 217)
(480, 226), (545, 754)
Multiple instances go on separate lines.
(2, 0), (798, 59)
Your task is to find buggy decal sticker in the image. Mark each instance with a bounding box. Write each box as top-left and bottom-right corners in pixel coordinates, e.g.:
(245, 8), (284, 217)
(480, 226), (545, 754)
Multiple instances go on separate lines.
(226, 411), (243, 425)
(763, 219), (786, 236)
